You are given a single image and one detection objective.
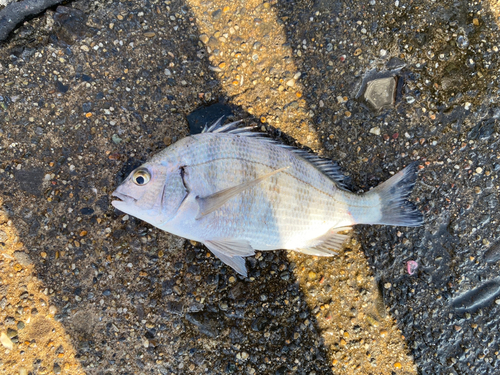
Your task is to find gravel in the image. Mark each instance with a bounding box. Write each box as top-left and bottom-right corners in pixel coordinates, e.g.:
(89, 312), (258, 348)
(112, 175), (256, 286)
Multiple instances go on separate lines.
(1, 0), (500, 374)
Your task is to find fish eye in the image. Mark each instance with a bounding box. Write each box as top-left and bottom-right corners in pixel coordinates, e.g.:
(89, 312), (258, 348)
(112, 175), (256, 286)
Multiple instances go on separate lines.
(132, 168), (151, 186)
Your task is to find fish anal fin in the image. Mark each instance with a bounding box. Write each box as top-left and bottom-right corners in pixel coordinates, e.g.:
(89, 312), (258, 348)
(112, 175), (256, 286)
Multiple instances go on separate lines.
(203, 239), (255, 277)
(196, 167), (289, 219)
(295, 226), (352, 256)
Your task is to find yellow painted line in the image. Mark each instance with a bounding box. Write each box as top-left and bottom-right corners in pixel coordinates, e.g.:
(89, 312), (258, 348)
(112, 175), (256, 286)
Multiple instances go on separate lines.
(186, 0), (417, 372)
(0, 200), (86, 375)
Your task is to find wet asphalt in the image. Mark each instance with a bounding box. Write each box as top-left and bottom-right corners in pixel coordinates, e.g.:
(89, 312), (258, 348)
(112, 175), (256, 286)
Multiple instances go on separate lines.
(1, 0), (500, 374)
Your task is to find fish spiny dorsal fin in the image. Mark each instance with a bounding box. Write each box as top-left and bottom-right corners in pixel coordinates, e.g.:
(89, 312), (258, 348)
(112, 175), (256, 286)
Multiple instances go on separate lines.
(204, 118), (348, 187)
(202, 117), (244, 134)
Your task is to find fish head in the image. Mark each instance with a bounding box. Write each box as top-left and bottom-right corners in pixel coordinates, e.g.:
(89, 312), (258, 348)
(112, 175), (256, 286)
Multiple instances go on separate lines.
(111, 162), (187, 227)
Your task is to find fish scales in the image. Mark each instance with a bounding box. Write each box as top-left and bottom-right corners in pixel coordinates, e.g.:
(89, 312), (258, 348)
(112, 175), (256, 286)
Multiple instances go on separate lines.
(179, 134), (350, 247)
(113, 119), (423, 276)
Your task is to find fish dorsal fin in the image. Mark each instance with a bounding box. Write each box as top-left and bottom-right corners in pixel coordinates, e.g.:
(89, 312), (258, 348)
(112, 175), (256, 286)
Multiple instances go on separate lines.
(202, 117), (247, 134)
(204, 239), (255, 277)
(196, 166), (289, 219)
(295, 226), (352, 256)
(293, 151), (347, 188)
(203, 118), (347, 187)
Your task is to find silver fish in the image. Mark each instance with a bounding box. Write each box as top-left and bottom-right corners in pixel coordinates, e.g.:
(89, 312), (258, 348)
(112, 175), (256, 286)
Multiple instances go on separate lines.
(112, 119), (423, 276)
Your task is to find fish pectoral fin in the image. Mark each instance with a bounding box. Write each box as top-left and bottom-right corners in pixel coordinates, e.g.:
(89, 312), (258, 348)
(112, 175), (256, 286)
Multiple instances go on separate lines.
(195, 166), (289, 219)
(295, 226), (352, 256)
(203, 239), (255, 277)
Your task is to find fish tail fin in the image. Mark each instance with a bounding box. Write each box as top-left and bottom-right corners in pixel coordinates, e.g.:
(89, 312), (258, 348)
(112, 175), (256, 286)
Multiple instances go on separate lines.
(363, 162), (423, 227)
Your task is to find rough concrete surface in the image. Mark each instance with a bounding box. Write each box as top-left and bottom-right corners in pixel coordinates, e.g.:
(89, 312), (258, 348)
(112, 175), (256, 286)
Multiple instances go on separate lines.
(1, 0), (500, 374)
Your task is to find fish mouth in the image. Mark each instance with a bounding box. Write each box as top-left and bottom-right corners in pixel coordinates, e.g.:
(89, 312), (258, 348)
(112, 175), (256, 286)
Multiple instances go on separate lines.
(111, 190), (137, 207)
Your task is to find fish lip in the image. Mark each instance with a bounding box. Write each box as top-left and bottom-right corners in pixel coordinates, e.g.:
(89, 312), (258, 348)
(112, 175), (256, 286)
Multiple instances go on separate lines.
(111, 190), (137, 204)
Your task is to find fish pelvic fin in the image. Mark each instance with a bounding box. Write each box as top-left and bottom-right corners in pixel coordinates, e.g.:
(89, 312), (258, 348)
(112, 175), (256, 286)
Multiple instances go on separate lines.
(363, 162), (424, 227)
(295, 226), (352, 256)
(203, 239), (255, 277)
(195, 166), (289, 219)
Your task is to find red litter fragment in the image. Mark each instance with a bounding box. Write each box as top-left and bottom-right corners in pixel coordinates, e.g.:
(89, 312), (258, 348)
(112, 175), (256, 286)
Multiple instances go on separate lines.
(406, 260), (418, 275)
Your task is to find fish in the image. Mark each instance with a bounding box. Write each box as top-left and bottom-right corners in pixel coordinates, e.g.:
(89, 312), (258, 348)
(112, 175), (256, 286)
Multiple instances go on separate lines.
(112, 119), (423, 276)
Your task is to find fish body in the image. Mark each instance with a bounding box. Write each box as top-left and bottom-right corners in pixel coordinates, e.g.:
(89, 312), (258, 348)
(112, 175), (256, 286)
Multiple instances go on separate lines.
(112, 120), (423, 276)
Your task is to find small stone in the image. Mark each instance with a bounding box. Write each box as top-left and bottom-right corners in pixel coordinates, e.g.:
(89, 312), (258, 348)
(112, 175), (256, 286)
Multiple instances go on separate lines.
(308, 271), (317, 280)
(353, 48), (362, 56)
(212, 9), (222, 19)
(53, 363), (61, 374)
(199, 34), (209, 44)
(0, 332), (13, 350)
(144, 32), (156, 38)
(80, 45), (89, 52)
(474, 186), (482, 194)
(286, 79), (295, 87)
(17, 321), (25, 330)
(112, 134), (122, 144)
(394, 362), (402, 369)
(379, 329), (388, 337)
(6, 328), (17, 338)
(13, 251), (32, 266)
(476, 167), (483, 174)
(369, 127), (381, 135)
(48, 305), (57, 315)
(363, 77), (396, 110)
(240, 351), (249, 360)
(495, 299), (500, 305)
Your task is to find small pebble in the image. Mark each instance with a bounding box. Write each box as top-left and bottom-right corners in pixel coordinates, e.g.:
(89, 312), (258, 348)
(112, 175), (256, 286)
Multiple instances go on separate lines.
(370, 127), (381, 135)
(6, 328), (17, 338)
(13, 251), (32, 266)
(0, 332), (13, 349)
(199, 34), (209, 44)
